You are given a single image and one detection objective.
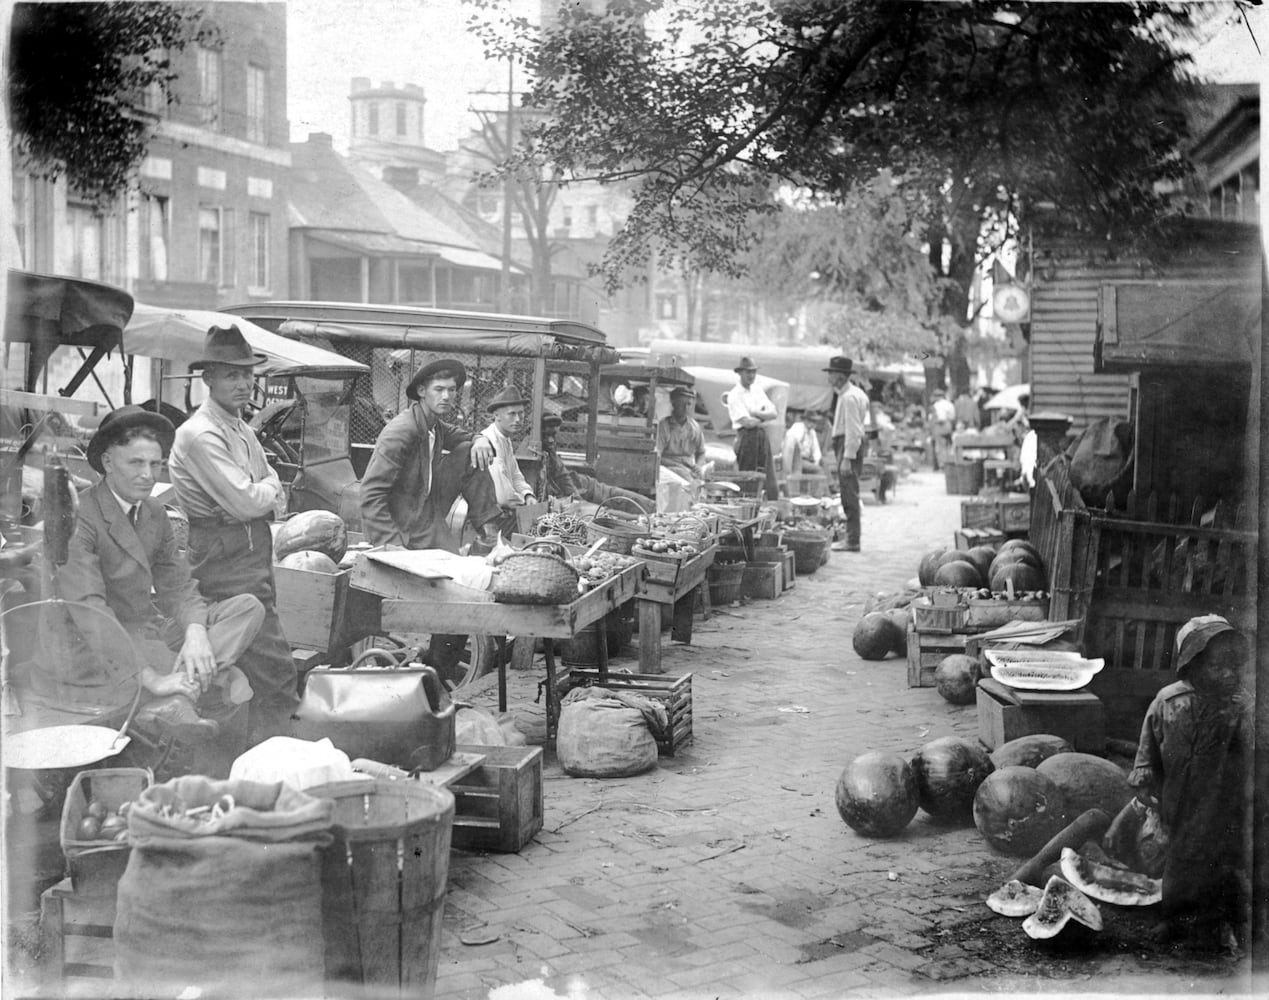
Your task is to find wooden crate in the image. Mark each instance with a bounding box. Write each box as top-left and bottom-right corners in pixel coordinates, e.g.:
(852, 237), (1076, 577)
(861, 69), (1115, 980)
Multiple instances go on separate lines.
(954, 526), (1007, 550)
(781, 550), (796, 590)
(960, 499), (998, 530)
(976, 678), (1106, 752)
(906, 626), (981, 688)
(560, 669), (692, 755)
(997, 496), (1031, 533)
(945, 461), (984, 496)
(275, 564), (351, 652)
(786, 473), (829, 497)
(449, 744), (543, 853)
(742, 561), (782, 600)
(41, 878), (116, 991)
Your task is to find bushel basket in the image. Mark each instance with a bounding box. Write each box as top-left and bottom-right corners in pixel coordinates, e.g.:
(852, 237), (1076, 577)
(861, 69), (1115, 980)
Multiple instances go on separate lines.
(493, 540), (579, 605)
(585, 496), (651, 555)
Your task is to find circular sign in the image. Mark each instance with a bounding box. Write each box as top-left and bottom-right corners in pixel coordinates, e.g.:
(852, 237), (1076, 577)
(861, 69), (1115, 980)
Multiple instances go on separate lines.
(993, 284), (1030, 323)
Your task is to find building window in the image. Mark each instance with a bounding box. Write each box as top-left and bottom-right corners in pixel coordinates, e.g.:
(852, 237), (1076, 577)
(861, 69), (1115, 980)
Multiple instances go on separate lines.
(656, 294), (677, 320)
(369, 103), (379, 136)
(249, 213), (270, 290)
(418, 110), (424, 141)
(561, 208), (573, 230)
(197, 46), (222, 127)
(396, 102), (406, 136)
(246, 65), (267, 143)
(65, 204), (105, 280)
(142, 79), (165, 115)
(199, 207), (223, 285)
(586, 205), (599, 227)
(140, 194), (170, 282)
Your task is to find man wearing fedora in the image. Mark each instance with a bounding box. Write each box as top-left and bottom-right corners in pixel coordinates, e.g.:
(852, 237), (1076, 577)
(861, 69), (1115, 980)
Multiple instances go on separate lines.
(725, 356), (779, 500)
(170, 326), (297, 744)
(481, 386), (537, 510)
(826, 356), (870, 552)
(360, 358), (501, 551)
(56, 406), (264, 741)
(656, 386), (706, 482)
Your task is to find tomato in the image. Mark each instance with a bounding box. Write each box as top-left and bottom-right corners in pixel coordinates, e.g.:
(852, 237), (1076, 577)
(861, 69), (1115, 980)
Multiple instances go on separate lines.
(77, 816), (102, 840)
(86, 800), (108, 821)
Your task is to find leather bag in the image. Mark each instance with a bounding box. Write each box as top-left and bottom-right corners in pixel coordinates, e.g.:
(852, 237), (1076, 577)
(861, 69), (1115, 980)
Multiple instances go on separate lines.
(293, 648), (456, 770)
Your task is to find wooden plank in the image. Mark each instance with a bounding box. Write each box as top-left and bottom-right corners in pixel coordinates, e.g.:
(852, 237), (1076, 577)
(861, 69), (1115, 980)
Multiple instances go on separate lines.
(638, 599), (663, 675)
(1, 388), (101, 417)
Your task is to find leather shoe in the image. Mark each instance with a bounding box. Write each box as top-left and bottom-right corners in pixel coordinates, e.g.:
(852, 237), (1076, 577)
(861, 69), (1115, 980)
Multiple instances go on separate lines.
(135, 695), (220, 743)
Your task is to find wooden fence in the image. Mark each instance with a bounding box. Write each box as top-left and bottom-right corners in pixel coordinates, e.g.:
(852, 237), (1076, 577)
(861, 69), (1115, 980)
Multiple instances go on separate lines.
(1031, 459), (1256, 736)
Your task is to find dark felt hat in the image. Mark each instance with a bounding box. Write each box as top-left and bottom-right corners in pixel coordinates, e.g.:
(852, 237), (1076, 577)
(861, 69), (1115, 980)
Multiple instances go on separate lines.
(541, 413), (564, 429)
(669, 386), (696, 400)
(87, 405), (175, 474)
(189, 325), (267, 370)
(406, 359), (467, 401)
(733, 356), (758, 372)
(487, 386), (529, 412)
(822, 356), (854, 376)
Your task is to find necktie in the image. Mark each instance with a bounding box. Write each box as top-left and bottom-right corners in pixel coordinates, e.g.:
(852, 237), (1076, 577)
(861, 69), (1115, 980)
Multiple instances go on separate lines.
(128, 505), (139, 527)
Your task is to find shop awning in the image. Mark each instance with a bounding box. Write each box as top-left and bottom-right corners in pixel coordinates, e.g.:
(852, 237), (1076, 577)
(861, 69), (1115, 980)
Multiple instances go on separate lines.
(434, 245), (520, 273)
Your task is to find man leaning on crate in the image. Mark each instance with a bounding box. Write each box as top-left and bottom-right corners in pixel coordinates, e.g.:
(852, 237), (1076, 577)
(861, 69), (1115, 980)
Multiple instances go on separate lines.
(169, 326), (298, 746)
(56, 405), (264, 744)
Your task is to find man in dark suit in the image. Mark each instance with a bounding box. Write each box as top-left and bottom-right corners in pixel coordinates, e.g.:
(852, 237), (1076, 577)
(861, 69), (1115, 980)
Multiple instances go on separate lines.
(56, 407), (264, 740)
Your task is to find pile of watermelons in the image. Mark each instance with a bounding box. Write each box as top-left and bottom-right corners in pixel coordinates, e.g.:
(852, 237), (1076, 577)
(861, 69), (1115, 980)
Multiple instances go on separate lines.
(916, 538), (1047, 594)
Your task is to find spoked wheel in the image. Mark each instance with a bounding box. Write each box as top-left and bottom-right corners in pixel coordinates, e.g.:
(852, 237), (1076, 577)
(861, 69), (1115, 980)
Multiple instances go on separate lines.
(359, 633), (501, 690)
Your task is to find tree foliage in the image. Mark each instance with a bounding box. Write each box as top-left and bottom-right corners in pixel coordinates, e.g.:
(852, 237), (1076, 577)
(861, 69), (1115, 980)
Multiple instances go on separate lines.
(8, 1), (211, 207)
(467, 0), (1209, 376)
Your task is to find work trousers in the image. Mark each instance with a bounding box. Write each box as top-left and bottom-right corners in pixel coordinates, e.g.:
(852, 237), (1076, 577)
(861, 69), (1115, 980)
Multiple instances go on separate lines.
(187, 516), (299, 742)
(137, 593), (265, 706)
(403, 441), (502, 550)
(838, 452), (864, 549)
(735, 426), (779, 500)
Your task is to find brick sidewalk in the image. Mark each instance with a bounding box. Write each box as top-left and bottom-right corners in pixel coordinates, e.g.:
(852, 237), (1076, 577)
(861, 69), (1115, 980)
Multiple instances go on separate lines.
(436, 472), (1257, 1000)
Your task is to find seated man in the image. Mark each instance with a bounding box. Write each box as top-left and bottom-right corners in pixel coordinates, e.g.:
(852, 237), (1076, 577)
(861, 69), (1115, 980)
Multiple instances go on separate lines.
(536, 414), (653, 512)
(480, 386), (536, 536)
(55, 406), (264, 741)
(656, 387), (706, 482)
(781, 407), (824, 478)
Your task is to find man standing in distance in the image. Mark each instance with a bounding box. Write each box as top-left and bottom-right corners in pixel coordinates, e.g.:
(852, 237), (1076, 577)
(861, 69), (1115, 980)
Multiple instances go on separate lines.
(360, 359), (500, 551)
(170, 326), (296, 745)
(825, 356), (870, 552)
(726, 356), (779, 500)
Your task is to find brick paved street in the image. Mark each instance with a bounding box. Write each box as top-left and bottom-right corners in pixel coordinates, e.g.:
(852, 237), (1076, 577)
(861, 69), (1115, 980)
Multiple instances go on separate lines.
(440, 471), (1260, 1000)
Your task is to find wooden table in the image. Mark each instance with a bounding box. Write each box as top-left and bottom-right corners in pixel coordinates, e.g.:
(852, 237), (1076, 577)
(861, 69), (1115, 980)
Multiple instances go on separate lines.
(634, 542), (717, 674)
(352, 550), (644, 734)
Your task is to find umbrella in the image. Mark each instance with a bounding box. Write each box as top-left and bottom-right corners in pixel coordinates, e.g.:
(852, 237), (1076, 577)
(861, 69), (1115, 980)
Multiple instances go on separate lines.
(984, 383), (1031, 412)
(124, 303), (367, 374)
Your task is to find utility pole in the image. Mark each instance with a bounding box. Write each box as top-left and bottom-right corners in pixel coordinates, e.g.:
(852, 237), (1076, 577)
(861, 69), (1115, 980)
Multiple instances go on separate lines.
(500, 57), (514, 314)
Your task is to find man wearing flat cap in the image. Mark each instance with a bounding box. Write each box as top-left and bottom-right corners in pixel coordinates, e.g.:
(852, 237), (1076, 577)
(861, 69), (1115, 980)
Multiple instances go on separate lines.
(725, 357), (779, 499)
(825, 356), (870, 552)
(56, 406), (264, 741)
(359, 358), (501, 551)
(170, 325), (296, 745)
(657, 386), (706, 482)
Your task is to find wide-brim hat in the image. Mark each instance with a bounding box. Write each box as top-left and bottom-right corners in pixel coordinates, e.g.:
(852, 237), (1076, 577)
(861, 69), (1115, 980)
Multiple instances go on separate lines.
(487, 386), (529, 412)
(406, 359), (467, 401)
(87, 405), (175, 474)
(733, 356), (758, 373)
(1174, 614), (1237, 676)
(188, 325), (267, 370)
(822, 356), (854, 376)
(541, 413), (564, 429)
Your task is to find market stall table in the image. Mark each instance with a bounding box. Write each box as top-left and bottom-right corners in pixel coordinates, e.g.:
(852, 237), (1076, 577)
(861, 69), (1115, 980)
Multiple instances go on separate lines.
(350, 549), (644, 738)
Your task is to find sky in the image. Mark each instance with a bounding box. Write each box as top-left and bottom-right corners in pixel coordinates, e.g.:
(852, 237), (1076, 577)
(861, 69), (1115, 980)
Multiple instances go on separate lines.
(286, 1), (1267, 154)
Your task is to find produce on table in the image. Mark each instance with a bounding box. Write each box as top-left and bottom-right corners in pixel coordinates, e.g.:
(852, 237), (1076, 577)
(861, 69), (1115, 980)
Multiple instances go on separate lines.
(1009, 808), (1113, 887)
(73, 798), (134, 843)
(973, 766), (1068, 856)
(934, 654), (980, 705)
(835, 752), (919, 838)
(852, 612), (900, 660)
(1035, 753), (1134, 823)
(568, 551), (639, 592)
(911, 736), (994, 823)
(532, 512), (590, 545)
(1058, 847), (1162, 906)
(273, 509), (348, 563)
(631, 536), (700, 558)
(933, 560), (982, 588)
(1021, 875), (1103, 939)
(986, 879), (1046, 917)
(961, 545), (998, 581)
(277, 550), (340, 573)
(989, 734), (1074, 771)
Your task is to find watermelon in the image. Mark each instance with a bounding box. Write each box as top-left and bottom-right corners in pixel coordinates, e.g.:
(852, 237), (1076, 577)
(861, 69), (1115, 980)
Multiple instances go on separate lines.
(883, 608), (910, 655)
(962, 545), (997, 581)
(912, 737), (994, 823)
(998, 539), (1041, 559)
(933, 560), (982, 588)
(989, 561), (1046, 594)
(852, 612), (897, 660)
(277, 549), (340, 573)
(973, 766), (1068, 856)
(275, 509), (348, 563)
(918, 546), (948, 586)
(1022, 875), (1103, 939)
(989, 735), (1074, 770)
(1036, 753), (1133, 822)
(988, 549), (1042, 576)
(835, 752), (919, 838)
(934, 654), (979, 705)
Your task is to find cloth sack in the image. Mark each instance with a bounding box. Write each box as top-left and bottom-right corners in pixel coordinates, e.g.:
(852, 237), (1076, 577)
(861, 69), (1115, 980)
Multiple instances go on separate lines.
(1103, 797), (1168, 879)
(114, 776), (333, 999)
(555, 686), (666, 778)
(456, 704), (506, 746)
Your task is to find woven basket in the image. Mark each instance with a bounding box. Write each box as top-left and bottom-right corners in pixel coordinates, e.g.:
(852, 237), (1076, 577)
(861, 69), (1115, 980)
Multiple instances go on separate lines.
(493, 540), (579, 605)
(585, 496), (651, 555)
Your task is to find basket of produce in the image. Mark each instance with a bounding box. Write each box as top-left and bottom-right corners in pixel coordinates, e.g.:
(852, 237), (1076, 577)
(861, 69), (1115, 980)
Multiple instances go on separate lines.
(780, 528), (831, 577)
(631, 536), (702, 563)
(492, 540), (580, 605)
(649, 512), (712, 543)
(983, 649), (1105, 692)
(965, 589), (1050, 627)
(531, 510), (590, 546)
(911, 595), (968, 632)
(585, 496), (652, 555)
(60, 766), (154, 894)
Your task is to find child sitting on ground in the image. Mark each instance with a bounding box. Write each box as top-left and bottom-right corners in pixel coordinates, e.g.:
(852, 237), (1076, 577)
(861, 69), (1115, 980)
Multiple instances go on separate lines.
(1128, 614), (1251, 953)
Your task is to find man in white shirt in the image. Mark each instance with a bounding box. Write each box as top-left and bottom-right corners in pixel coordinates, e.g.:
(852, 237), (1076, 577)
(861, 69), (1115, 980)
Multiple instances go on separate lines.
(725, 356), (779, 499)
(825, 356), (870, 552)
(781, 407), (824, 479)
(930, 389), (957, 470)
(480, 386), (536, 526)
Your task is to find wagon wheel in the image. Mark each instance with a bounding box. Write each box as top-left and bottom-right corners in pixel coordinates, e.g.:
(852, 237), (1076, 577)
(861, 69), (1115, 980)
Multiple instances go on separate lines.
(367, 632), (500, 690)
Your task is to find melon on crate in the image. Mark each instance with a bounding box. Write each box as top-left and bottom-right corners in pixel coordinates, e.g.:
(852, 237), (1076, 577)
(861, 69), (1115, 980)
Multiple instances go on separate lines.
(989, 560), (1046, 595)
(274, 510), (348, 563)
(961, 545), (998, 581)
(277, 550), (340, 573)
(933, 560), (982, 589)
(988, 548), (1042, 576)
(835, 752), (920, 838)
(998, 539), (1042, 560)
(918, 546), (949, 586)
